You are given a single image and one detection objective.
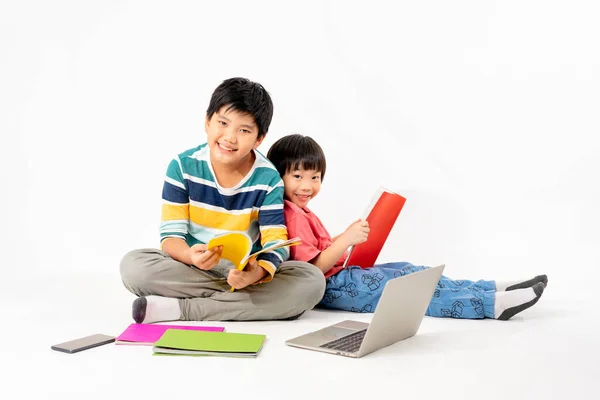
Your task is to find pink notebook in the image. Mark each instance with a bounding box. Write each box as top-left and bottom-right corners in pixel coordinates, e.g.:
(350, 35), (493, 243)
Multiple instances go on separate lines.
(116, 323), (225, 345)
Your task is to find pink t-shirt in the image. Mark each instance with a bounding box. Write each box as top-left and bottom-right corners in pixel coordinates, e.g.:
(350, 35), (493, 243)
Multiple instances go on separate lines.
(283, 200), (349, 278)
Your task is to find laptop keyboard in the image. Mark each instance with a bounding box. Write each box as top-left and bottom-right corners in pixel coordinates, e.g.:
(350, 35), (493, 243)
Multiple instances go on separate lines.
(319, 329), (367, 353)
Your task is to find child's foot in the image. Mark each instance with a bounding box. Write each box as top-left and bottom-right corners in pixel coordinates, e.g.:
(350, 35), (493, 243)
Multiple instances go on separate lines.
(132, 296), (181, 324)
(494, 282), (545, 320)
(496, 274), (548, 291)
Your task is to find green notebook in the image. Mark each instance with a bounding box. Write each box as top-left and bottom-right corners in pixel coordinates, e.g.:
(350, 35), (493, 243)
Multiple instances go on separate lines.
(153, 329), (267, 357)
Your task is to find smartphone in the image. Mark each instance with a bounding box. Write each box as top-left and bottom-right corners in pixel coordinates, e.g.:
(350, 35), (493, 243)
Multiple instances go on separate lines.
(51, 334), (115, 354)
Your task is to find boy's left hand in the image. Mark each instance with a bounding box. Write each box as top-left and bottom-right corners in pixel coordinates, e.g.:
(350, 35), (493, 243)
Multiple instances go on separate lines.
(227, 257), (266, 290)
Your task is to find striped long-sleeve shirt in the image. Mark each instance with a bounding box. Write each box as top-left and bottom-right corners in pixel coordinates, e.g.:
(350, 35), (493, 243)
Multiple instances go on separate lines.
(160, 143), (289, 279)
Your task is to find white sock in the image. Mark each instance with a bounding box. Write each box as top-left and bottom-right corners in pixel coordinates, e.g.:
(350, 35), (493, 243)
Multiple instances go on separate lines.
(132, 296), (181, 324)
(495, 280), (523, 291)
(494, 283), (545, 320)
(496, 275), (548, 291)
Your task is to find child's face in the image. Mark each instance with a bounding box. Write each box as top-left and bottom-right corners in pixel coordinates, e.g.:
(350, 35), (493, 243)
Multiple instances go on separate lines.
(282, 167), (322, 209)
(205, 107), (264, 168)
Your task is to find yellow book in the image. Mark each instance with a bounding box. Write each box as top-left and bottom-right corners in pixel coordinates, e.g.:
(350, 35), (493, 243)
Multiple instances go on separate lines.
(207, 233), (302, 291)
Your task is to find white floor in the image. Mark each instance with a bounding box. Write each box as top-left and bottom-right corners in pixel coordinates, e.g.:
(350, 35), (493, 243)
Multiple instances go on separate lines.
(4, 271), (599, 400)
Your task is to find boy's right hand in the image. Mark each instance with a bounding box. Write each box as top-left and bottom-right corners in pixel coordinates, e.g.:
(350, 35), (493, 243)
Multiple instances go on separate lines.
(341, 219), (370, 246)
(188, 244), (223, 270)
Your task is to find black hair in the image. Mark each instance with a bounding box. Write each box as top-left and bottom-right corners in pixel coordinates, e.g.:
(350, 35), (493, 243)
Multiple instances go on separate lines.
(267, 134), (327, 181)
(206, 77), (274, 138)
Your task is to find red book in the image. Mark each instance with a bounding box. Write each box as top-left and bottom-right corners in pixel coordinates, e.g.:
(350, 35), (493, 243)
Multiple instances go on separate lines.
(342, 187), (407, 269)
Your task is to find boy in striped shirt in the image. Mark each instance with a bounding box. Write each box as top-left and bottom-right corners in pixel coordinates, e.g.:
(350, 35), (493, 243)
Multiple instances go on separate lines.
(120, 78), (325, 322)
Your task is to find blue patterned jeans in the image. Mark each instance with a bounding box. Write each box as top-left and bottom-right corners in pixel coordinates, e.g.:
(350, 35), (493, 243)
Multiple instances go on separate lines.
(319, 262), (496, 319)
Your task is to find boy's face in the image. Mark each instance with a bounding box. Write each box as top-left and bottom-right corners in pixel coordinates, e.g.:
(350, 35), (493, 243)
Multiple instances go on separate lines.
(205, 106), (264, 168)
(282, 167), (322, 209)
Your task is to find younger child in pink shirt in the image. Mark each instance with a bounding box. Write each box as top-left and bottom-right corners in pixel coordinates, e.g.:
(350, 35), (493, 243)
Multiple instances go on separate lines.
(267, 134), (548, 320)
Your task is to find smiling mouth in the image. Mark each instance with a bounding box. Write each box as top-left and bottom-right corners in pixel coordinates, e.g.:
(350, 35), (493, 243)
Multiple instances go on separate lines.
(295, 194), (311, 200)
(218, 142), (237, 152)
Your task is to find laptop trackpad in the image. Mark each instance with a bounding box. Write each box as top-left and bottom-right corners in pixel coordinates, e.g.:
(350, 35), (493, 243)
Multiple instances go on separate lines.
(320, 326), (356, 342)
(290, 326), (356, 348)
(286, 322), (367, 348)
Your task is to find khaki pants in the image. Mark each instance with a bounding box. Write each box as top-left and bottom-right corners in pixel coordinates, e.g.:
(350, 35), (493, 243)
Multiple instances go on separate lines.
(120, 248), (325, 321)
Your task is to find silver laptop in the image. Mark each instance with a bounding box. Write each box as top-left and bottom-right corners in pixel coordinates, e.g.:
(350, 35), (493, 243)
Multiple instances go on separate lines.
(286, 264), (444, 358)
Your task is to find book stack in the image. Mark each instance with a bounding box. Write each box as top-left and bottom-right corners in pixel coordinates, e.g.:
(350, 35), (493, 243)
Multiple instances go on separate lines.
(152, 329), (266, 357)
(115, 323), (266, 358)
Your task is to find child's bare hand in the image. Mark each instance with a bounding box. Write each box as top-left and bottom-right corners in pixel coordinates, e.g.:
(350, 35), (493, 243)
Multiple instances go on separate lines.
(227, 257), (265, 290)
(189, 244), (223, 270)
(342, 219), (370, 246)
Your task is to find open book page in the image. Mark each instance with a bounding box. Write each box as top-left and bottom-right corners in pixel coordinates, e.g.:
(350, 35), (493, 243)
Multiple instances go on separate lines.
(207, 232), (253, 269)
(244, 237), (302, 263)
(361, 186), (385, 219)
(228, 236), (303, 292)
(208, 233), (303, 292)
(208, 233), (302, 269)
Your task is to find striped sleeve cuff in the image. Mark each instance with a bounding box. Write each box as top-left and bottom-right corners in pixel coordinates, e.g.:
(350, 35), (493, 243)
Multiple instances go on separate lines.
(256, 260), (275, 283)
(160, 220), (188, 244)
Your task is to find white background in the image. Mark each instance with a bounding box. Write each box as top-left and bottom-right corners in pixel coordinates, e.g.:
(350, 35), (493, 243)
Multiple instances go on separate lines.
(3, 0), (598, 286)
(2, 1), (600, 399)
